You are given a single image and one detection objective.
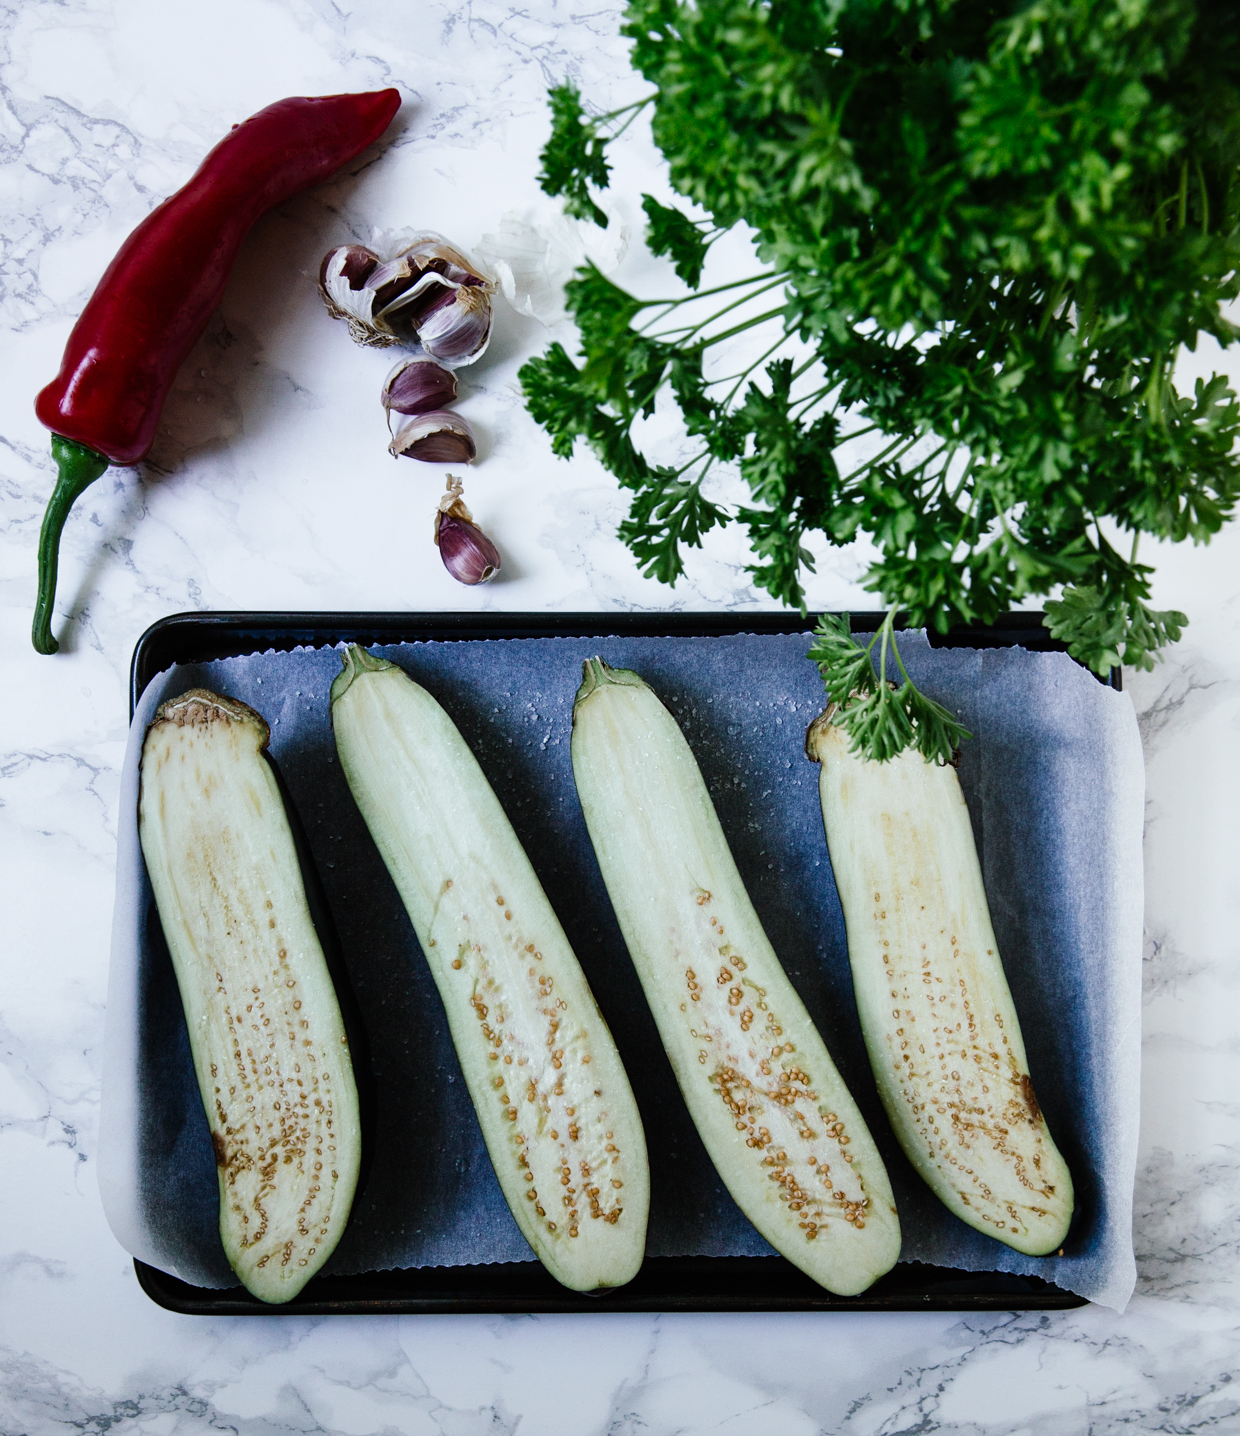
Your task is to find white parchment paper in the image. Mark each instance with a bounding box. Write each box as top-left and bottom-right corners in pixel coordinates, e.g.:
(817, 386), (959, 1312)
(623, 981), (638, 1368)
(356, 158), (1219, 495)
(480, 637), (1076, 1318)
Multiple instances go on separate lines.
(100, 631), (1143, 1310)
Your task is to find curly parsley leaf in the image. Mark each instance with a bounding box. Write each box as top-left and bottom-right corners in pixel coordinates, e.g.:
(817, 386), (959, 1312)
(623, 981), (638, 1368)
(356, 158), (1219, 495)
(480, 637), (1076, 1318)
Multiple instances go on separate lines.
(641, 194), (712, 285)
(538, 83), (613, 227)
(808, 612), (973, 768)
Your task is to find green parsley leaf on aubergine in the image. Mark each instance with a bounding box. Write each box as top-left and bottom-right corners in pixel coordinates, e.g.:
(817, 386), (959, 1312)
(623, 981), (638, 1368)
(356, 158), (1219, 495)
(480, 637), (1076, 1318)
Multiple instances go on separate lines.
(524, 0), (1240, 759)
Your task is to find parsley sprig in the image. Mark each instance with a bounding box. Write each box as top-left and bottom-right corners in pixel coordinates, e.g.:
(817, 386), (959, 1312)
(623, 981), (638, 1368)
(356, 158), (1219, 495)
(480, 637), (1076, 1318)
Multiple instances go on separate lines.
(523, 1), (1240, 761)
(807, 612), (971, 768)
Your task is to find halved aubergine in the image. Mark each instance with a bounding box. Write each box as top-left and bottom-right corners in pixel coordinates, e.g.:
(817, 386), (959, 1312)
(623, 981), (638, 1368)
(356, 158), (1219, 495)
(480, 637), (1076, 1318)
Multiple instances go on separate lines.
(570, 658), (901, 1296)
(138, 689), (361, 1303)
(807, 710), (1074, 1255)
(329, 646), (649, 1291)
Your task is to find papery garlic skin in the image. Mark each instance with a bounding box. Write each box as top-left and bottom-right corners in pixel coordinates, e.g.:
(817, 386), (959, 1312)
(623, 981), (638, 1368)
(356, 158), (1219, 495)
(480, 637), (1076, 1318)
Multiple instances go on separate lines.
(319, 245), (393, 348)
(434, 474), (501, 584)
(476, 210), (630, 327)
(389, 410), (477, 464)
(382, 356), (459, 415)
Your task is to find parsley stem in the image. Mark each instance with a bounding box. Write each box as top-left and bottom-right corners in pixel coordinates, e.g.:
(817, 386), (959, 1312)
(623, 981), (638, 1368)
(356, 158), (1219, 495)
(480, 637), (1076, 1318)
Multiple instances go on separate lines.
(717, 335), (790, 407)
(948, 451), (979, 504)
(790, 383), (832, 416)
(598, 95), (655, 124)
(886, 611), (915, 689)
(836, 422), (881, 445)
(1197, 156), (1210, 234)
(671, 449), (711, 478)
(840, 432), (919, 486)
(696, 302), (789, 350)
(639, 272), (783, 310)
(667, 282), (788, 345)
(877, 611), (893, 688)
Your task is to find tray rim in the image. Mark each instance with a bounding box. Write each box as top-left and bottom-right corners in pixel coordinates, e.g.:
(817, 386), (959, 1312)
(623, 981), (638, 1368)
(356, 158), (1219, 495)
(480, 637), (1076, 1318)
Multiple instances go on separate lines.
(130, 607), (1118, 716)
(127, 607), (1095, 1316)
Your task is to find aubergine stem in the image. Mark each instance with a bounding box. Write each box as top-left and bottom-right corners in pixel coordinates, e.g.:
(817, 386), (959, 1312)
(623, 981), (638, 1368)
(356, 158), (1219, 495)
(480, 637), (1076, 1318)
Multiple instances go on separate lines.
(32, 435), (110, 655)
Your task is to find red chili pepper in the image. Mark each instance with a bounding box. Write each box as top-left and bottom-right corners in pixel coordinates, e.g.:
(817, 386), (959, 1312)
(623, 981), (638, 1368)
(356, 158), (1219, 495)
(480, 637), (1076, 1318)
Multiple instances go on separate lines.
(32, 88), (401, 654)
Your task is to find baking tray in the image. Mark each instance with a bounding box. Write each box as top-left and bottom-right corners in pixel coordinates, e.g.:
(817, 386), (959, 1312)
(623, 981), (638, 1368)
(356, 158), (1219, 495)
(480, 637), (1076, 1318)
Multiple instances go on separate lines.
(127, 609), (1097, 1315)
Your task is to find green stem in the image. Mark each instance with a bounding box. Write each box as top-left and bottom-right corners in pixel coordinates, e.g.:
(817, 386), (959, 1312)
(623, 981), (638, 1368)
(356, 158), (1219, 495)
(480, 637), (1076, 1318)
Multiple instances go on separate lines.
(887, 611), (915, 688)
(671, 448), (711, 478)
(715, 335), (790, 404)
(598, 95), (655, 124)
(659, 282), (787, 345)
(840, 431), (920, 486)
(1196, 157), (1210, 235)
(948, 451), (979, 504)
(640, 272), (781, 312)
(32, 435), (110, 655)
(877, 610), (893, 687)
(836, 422), (881, 444)
(697, 303), (789, 351)
(791, 383), (833, 416)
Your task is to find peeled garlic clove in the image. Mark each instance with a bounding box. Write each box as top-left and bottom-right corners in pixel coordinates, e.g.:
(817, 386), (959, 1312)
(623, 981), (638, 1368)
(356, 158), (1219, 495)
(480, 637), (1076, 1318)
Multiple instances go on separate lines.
(389, 410), (477, 463)
(435, 475), (501, 585)
(319, 245), (394, 348)
(381, 356), (459, 415)
(414, 284), (493, 366)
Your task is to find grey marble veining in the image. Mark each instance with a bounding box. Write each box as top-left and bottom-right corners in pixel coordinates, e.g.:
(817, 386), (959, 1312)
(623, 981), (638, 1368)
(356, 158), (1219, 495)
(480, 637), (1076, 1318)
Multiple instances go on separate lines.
(2, 0), (1239, 1429)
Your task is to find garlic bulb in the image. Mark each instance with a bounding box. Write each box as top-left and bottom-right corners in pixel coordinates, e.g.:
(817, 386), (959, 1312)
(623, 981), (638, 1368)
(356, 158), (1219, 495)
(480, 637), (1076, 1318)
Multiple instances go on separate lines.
(434, 475), (501, 585)
(319, 233), (494, 364)
(389, 410), (477, 464)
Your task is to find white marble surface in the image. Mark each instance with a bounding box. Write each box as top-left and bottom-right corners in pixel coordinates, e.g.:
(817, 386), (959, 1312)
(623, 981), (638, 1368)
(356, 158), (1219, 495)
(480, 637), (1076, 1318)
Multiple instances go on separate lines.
(2, 1), (1238, 1430)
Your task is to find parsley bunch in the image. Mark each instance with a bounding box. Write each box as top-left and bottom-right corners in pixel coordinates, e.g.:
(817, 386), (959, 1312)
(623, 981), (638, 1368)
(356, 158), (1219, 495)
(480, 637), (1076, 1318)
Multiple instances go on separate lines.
(523, 0), (1240, 760)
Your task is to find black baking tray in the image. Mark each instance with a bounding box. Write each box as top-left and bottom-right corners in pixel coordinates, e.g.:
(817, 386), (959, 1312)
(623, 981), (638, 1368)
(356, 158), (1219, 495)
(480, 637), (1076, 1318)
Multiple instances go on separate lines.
(128, 608), (1095, 1315)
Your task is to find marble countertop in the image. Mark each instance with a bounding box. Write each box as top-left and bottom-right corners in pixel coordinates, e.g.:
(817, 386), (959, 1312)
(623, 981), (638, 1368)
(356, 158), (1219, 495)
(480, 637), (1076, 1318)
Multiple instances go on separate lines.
(2, 1), (1238, 1430)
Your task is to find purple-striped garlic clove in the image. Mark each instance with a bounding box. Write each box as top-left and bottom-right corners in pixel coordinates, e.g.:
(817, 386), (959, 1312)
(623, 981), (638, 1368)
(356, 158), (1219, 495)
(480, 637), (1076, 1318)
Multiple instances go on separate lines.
(434, 475), (500, 585)
(381, 356), (459, 415)
(370, 234), (495, 352)
(318, 245), (391, 347)
(413, 283), (493, 366)
(389, 410), (477, 464)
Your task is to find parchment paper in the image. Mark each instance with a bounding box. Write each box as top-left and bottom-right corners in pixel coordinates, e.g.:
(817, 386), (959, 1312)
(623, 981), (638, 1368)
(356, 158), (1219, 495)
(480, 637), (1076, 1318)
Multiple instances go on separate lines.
(99, 631), (1143, 1310)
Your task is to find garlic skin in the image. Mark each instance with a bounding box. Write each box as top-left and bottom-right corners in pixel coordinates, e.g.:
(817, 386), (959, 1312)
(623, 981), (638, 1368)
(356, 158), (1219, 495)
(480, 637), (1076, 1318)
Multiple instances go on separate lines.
(382, 356), (459, 415)
(318, 245), (392, 348)
(434, 475), (501, 585)
(389, 410), (477, 464)
(320, 232), (495, 362)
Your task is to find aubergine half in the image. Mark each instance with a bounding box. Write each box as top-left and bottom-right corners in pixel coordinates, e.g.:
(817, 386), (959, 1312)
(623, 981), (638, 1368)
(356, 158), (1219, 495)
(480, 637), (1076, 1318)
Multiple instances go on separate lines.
(807, 710), (1074, 1256)
(138, 689), (361, 1303)
(330, 646), (649, 1292)
(570, 659), (901, 1296)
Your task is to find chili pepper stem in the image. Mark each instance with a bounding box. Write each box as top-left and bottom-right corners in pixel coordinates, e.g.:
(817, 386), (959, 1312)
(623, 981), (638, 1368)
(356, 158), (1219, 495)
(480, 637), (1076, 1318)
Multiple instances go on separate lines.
(32, 435), (109, 655)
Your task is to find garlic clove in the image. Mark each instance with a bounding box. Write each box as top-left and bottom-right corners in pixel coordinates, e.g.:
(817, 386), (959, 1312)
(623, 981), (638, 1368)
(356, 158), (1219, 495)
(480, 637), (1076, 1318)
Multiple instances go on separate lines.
(381, 356), (459, 414)
(373, 235), (495, 358)
(320, 244), (381, 291)
(393, 233), (492, 289)
(389, 410), (477, 463)
(414, 284), (493, 366)
(319, 245), (395, 348)
(435, 475), (501, 584)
